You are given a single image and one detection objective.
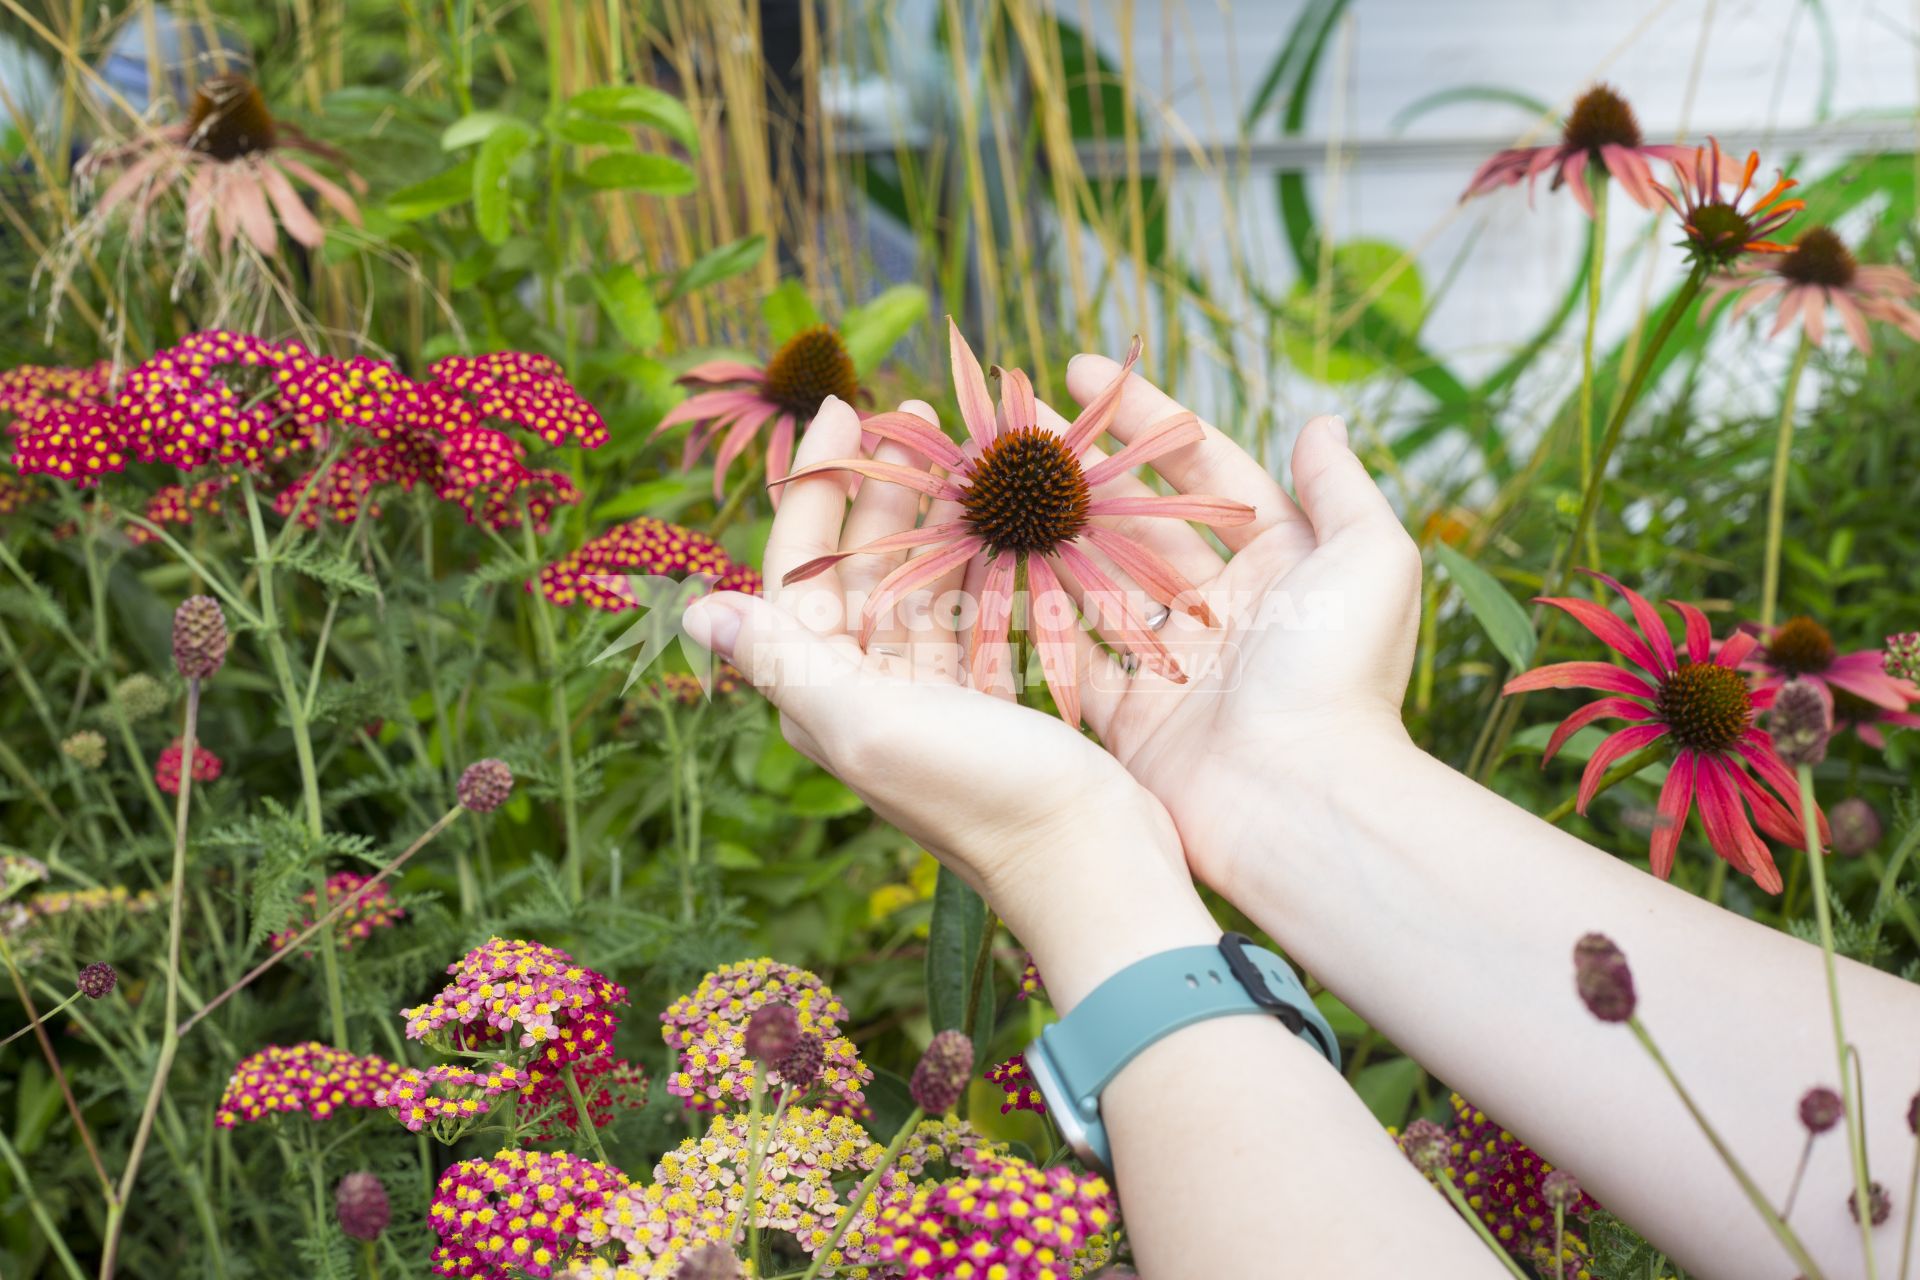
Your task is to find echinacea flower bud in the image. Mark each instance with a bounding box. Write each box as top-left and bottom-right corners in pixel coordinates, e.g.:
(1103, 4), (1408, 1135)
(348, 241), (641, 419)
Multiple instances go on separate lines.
(1848, 1181), (1892, 1226)
(457, 759), (513, 813)
(1400, 1118), (1450, 1174)
(743, 1002), (801, 1067)
(1799, 1086), (1843, 1134)
(910, 1029), (975, 1114)
(1769, 679), (1831, 768)
(1887, 632), (1920, 683)
(335, 1170), (390, 1241)
(61, 730), (106, 770)
(1573, 933), (1636, 1023)
(76, 962), (116, 1000)
(113, 673), (169, 721)
(1829, 797), (1882, 856)
(1541, 1169), (1581, 1210)
(171, 595), (228, 680)
(673, 1244), (746, 1280)
(775, 1033), (822, 1090)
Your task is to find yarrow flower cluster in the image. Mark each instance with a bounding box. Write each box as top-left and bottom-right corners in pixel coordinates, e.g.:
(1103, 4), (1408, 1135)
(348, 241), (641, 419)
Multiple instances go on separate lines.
(375, 1061), (532, 1134)
(427, 1147), (629, 1279)
(1396, 1095), (1600, 1280)
(988, 1055), (1047, 1115)
(214, 1042), (404, 1127)
(155, 738), (222, 795)
(865, 1148), (1117, 1280)
(403, 937), (629, 1050)
(659, 958), (872, 1113)
(269, 871), (405, 953)
(539, 516), (761, 611)
(1017, 954), (1047, 1002)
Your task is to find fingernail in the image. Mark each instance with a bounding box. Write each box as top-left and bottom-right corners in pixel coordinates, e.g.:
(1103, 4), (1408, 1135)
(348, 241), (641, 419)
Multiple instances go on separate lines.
(684, 597), (742, 656)
(1325, 415), (1350, 450)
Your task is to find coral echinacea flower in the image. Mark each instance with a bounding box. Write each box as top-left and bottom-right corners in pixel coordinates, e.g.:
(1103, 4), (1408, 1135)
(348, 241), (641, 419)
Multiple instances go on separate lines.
(1461, 84), (1692, 216)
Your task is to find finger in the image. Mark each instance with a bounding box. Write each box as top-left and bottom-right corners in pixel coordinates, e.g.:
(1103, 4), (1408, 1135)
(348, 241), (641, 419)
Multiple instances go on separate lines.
(843, 401), (943, 651)
(1065, 353), (1299, 550)
(1287, 415), (1400, 544)
(764, 395), (863, 635)
(684, 591), (862, 734)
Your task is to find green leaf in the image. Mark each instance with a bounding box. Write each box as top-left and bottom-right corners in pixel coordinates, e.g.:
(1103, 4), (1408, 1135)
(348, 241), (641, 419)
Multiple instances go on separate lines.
(1354, 1056), (1424, 1126)
(788, 775), (865, 818)
(862, 1068), (919, 1139)
(927, 865), (993, 1066)
(473, 127), (534, 245)
(581, 152), (696, 195)
(551, 115), (634, 149)
(762, 279), (822, 346)
(385, 161), (476, 222)
(1433, 542), (1537, 673)
(1312, 991), (1369, 1040)
(840, 284), (930, 377)
(666, 234), (768, 300)
(442, 110), (533, 150)
(567, 85), (699, 151)
(1277, 239), (1427, 384)
(590, 265), (663, 348)
(592, 474), (704, 520)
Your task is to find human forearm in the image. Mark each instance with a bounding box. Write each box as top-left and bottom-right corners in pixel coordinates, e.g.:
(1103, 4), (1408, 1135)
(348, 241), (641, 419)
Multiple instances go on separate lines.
(1211, 728), (1920, 1279)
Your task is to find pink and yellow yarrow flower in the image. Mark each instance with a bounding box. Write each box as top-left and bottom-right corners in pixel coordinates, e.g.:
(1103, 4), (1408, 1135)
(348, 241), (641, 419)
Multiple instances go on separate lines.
(1503, 572), (1828, 894)
(775, 320), (1255, 728)
(1461, 84), (1691, 216)
(1705, 226), (1920, 351)
(1653, 141), (1803, 268)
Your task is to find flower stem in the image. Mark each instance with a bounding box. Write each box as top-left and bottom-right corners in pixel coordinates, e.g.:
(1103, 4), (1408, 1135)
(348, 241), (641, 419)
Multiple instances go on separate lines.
(1540, 741), (1667, 826)
(799, 1107), (925, 1280)
(0, 1126), (88, 1280)
(1432, 1167), (1529, 1279)
(1799, 762), (1880, 1277)
(0, 990), (81, 1049)
(1627, 1014), (1826, 1279)
(1760, 333), (1814, 630)
(0, 935), (112, 1202)
(522, 518), (584, 903)
(563, 1063), (612, 1167)
(1578, 175), (1610, 572)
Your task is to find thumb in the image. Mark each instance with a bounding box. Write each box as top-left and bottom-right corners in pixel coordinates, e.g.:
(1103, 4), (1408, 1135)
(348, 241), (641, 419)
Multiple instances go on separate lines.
(682, 590), (860, 729)
(1288, 414), (1397, 542)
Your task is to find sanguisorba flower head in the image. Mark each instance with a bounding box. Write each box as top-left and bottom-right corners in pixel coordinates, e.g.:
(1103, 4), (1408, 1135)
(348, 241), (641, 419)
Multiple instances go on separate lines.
(654, 324), (863, 498)
(1705, 225), (1920, 351)
(1503, 571), (1827, 892)
(86, 73), (364, 259)
(777, 320), (1256, 727)
(1461, 83), (1692, 215)
(1653, 140), (1802, 269)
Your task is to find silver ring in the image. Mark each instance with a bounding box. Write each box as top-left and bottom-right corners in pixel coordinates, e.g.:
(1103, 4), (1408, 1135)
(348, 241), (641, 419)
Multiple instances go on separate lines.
(870, 644), (905, 658)
(1145, 604), (1172, 632)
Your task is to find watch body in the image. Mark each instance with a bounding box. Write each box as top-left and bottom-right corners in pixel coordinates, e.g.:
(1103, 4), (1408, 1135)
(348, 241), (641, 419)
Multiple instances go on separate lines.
(1024, 933), (1340, 1173)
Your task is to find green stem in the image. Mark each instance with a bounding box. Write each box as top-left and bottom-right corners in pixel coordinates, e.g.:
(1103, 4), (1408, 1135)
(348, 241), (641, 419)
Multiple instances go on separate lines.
(1540, 742), (1667, 826)
(1628, 1015), (1826, 1279)
(563, 1064), (612, 1166)
(0, 1127), (88, 1280)
(799, 1107), (925, 1280)
(1760, 334), (1814, 630)
(1432, 1167), (1529, 1278)
(1578, 176), (1609, 572)
(708, 460), (764, 539)
(1799, 764), (1880, 1277)
(522, 518), (584, 903)
(0, 990), (81, 1049)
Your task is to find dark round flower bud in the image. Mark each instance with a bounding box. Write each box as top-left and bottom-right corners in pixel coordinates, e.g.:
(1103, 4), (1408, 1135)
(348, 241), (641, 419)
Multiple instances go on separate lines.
(457, 759), (514, 813)
(113, 674), (170, 722)
(909, 1029), (975, 1114)
(774, 1033), (822, 1091)
(1798, 1086), (1843, 1134)
(1574, 933), (1636, 1023)
(1847, 1181), (1892, 1227)
(334, 1170), (390, 1241)
(76, 962), (116, 1000)
(673, 1244), (745, 1280)
(1829, 797), (1882, 857)
(61, 730), (107, 770)
(743, 1002), (801, 1067)
(1887, 632), (1920, 683)
(1400, 1118), (1449, 1174)
(171, 595), (228, 680)
(1769, 679), (1831, 769)
(1541, 1169), (1581, 1210)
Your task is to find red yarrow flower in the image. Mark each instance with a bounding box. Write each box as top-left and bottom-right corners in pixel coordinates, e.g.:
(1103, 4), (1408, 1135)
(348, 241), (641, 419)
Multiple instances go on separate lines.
(1706, 225), (1920, 352)
(1461, 84), (1691, 216)
(775, 320), (1256, 728)
(155, 738), (222, 795)
(1503, 571), (1828, 893)
(1740, 615), (1920, 749)
(1653, 141), (1802, 267)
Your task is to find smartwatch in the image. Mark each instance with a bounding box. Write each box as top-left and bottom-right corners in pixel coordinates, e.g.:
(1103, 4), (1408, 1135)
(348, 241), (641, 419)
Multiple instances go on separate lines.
(1023, 933), (1340, 1175)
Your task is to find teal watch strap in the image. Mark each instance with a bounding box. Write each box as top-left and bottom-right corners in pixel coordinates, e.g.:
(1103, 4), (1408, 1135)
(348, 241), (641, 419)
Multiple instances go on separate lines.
(1025, 934), (1339, 1174)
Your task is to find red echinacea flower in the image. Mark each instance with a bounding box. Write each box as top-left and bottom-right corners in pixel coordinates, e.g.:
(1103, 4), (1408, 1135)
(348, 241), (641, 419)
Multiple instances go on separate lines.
(1705, 225), (1920, 352)
(1504, 572), (1828, 893)
(1741, 616), (1920, 750)
(1653, 141), (1803, 268)
(1462, 84), (1691, 215)
(775, 320), (1255, 728)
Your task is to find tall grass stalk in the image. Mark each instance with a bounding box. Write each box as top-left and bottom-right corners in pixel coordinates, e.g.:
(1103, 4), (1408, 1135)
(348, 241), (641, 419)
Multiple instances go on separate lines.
(1760, 334), (1815, 630)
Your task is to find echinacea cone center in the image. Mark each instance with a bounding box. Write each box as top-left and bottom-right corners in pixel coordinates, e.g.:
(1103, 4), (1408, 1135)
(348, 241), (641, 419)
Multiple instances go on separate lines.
(1685, 201), (1755, 253)
(1764, 615), (1836, 674)
(1654, 661), (1753, 753)
(761, 326), (859, 417)
(186, 75), (278, 162)
(1776, 227), (1857, 289)
(1561, 84), (1643, 153)
(961, 427), (1091, 556)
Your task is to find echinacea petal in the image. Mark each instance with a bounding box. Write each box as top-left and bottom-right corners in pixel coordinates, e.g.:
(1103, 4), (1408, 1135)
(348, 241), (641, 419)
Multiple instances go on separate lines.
(1691, 756), (1762, 883)
(1737, 731), (1831, 846)
(1542, 697), (1658, 766)
(273, 156), (363, 226)
(1086, 493), (1257, 526)
(1714, 630), (1759, 669)
(1580, 570), (1677, 674)
(765, 415), (797, 493)
(857, 536), (984, 648)
(1079, 525), (1215, 625)
(712, 403), (781, 498)
(227, 167), (280, 255)
(1649, 751), (1696, 879)
(1024, 554), (1082, 729)
(947, 318), (998, 451)
(1503, 661), (1656, 699)
(651, 390), (768, 438)
(1051, 541), (1186, 683)
(995, 367), (1038, 434)
(769, 458), (962, 502)
(1061, 336), (1145, 456)
(967, 552), (1018, 695)
(857, 411), (965, 470)
(1535, 596), (1665, 678)
(1080, 412), (1204, 488)
(782, 520), (972, 585)
(1576, 723), (1668, 814)
(1821, 658), (1915, 711)
(1730, 762), (1806, 849)
(679, 360), (769, 386)
(1667, 599), (1713, 664)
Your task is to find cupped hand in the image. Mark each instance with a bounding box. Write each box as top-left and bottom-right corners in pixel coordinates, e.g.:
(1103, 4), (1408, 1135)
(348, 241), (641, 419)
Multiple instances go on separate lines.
(682, 394), (1218, 1005)
(1049, 355), (1424, 902)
